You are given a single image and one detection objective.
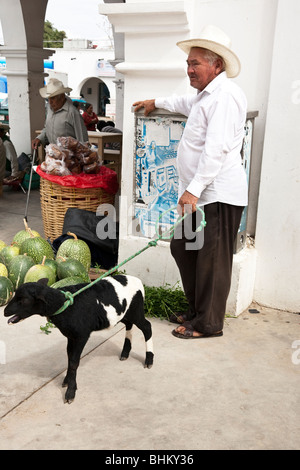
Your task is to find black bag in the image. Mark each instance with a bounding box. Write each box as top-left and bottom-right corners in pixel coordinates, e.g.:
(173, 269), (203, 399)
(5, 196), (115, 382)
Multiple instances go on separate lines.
(52, 208), (119, 269)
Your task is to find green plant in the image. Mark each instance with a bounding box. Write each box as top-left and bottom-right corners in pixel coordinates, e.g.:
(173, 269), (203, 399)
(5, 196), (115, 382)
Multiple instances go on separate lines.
(144, 282), (188, 320)
(40, 321), (55, 335)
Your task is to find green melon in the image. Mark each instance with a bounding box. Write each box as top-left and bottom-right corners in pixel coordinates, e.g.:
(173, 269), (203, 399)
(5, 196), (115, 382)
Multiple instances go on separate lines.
(0, 245), (20, 267)
(0, 263), (8, 277)
(8, 254), (35, 289)
(0, 240), (7, 252)
(51, 276), (89, 289)
(12, 219), (41, 246)
(56, 232), (91, 272)
(44, 258), (58, 278)
(20, 236), (54, 264)
(0, 276), (14, 306)
(57, 258), (90, 282)
(24, 256), (56, 286)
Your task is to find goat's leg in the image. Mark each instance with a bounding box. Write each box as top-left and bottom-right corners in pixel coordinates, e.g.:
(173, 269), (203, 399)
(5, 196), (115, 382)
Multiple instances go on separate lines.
(120, 320), (132, 361)
(140, 318), (154, 369)
(125, 293), (154, 368)
(63, 336), (89, 404)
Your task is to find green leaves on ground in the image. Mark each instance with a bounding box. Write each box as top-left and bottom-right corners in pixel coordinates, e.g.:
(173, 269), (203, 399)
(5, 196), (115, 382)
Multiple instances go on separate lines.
(144, 283), (188, 320)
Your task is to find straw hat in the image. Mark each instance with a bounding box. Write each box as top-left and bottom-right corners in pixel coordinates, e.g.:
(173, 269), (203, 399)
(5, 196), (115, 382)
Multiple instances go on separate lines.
(177, 25), (241, 78)
(39, 78), (72, 98)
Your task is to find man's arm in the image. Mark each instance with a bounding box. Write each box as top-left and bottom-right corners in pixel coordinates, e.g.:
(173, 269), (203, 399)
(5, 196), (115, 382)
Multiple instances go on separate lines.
(133, 95), (194, 117)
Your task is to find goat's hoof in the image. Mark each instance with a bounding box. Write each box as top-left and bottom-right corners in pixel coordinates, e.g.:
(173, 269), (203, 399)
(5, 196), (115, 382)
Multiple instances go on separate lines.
(64, 389), (76, 404)
(120, 355), (128, 361)
(64, 398), (74, 404)
(64, 395), (75, 404)
(144, 352), (154, 369)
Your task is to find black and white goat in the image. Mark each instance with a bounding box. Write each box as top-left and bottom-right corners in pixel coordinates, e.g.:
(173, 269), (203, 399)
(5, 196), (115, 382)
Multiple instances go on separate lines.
(4, 275), (154, 403)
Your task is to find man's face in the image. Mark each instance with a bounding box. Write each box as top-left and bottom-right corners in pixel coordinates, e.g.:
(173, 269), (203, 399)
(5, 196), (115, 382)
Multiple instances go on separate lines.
(186, 48), (223, 91)
(48, 93), (66, 112)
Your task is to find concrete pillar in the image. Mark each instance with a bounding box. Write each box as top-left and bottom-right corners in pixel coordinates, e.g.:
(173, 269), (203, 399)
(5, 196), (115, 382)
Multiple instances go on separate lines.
(2, 47), (53, 155)
(254, 0), (300, 312)
(0, 0), (52, 155)
(98, 0), (191, 285)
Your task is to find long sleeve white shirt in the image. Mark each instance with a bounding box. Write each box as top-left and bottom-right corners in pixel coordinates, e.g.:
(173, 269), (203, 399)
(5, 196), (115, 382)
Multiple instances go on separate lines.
(155, 72), (248, 207)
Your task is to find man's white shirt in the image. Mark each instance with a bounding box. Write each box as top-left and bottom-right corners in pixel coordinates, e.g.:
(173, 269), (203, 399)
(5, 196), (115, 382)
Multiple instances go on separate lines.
(155, 72), (248, 207)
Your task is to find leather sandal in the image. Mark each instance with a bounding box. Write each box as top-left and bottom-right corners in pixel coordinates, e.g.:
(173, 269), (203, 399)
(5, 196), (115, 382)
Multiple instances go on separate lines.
(172, 322), (223, 339)
(169, 312), (188, 324)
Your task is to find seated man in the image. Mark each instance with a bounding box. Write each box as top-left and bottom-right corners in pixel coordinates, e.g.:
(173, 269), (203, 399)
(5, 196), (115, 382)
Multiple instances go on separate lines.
(0, 123), (21, 182)
(97, 120), (122, 150)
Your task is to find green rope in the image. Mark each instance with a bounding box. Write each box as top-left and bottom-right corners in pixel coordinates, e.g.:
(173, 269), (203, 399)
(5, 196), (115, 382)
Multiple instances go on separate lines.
(51, 206), (206, 317)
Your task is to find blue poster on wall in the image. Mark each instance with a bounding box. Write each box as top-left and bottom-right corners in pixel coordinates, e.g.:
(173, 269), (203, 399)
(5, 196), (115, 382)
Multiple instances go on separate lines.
(134, 111), (257, 246)
(134, 113), (186, 238)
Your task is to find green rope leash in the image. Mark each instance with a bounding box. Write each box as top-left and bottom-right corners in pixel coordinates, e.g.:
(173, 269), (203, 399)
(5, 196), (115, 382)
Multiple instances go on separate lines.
(51, 206), (206, 317)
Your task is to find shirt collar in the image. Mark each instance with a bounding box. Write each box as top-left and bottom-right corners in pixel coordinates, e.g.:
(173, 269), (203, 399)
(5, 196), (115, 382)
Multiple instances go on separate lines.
(197, 71), (227, 97)
(50, 96), (68, 114)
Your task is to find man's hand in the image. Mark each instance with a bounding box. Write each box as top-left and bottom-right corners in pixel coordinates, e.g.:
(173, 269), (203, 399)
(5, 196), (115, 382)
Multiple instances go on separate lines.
(32, 138), (41, 150)
(133, 99), (156, 116)
(177, 191), (198, 215)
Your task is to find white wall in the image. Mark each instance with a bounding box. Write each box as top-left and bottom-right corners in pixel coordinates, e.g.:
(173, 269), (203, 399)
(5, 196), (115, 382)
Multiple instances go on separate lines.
(46, 47), (116, 116)
(254, 0), (300, 311)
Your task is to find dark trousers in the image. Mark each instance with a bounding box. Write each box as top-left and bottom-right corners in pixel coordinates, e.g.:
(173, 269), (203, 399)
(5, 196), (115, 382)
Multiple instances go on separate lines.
(170, 202), (244, 335)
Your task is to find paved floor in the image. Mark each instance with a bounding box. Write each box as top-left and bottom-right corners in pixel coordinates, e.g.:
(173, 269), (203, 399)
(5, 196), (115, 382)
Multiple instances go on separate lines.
(0, 185), (299, 451)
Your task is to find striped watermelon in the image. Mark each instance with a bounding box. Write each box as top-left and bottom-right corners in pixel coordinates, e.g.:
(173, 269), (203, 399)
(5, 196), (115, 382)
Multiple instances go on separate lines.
(0, 276), (14, 306)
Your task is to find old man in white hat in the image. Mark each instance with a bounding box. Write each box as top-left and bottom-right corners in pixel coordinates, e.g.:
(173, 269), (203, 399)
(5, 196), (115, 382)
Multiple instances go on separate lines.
(32, 78), (88, 149)
(134, 25), (247, 339)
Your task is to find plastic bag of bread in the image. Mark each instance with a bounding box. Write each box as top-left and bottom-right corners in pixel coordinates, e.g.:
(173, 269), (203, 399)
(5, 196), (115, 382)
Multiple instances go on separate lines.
(82, 151), (98, 165)
(57, 136), (80, 152)
(83, 162), (101, 174)
(45, 143), (65, 160)
(42, 154), (72, 176)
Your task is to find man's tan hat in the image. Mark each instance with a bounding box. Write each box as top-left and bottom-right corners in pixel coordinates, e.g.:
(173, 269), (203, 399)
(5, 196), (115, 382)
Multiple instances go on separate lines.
(39, 78), (72, 98)
(177, 24), (241, 78)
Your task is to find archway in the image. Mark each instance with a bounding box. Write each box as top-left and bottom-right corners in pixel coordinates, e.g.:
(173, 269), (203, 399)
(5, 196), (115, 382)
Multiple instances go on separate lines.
(79, 77), (114, 118)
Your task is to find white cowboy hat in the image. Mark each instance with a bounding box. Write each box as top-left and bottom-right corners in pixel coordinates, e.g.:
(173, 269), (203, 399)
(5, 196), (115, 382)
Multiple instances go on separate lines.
(177, 25), (241, 78)
(39, 78), (72, 98)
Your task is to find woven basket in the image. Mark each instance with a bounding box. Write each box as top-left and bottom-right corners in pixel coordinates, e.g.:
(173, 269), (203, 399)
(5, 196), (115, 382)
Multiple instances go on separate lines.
(40, 178), (114, 241)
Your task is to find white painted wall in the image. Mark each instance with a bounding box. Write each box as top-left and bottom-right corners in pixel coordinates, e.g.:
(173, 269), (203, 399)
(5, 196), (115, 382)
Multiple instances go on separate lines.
(254, 0), (300, 311)
(46, 47), (116, 117)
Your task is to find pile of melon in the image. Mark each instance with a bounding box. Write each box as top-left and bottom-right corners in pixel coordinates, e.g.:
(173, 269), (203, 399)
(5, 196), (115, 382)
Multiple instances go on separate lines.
(0, 220), (92, 307)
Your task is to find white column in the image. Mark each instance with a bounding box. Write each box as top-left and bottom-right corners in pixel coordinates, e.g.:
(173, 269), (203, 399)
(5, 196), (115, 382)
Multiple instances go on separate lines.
(0, 0), (50, 155)
(2, 47), (53, 155)
(254, 0), (300, 312)
(98, 1), (192, 287)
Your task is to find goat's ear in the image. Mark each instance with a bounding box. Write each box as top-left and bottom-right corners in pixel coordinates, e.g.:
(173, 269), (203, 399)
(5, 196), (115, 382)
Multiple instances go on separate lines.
(37, 278), (49, 287)
(35, 278), (49, 303)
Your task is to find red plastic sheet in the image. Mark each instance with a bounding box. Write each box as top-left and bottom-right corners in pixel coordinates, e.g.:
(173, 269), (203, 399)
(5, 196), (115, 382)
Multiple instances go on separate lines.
(36, 165), (119, 195)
